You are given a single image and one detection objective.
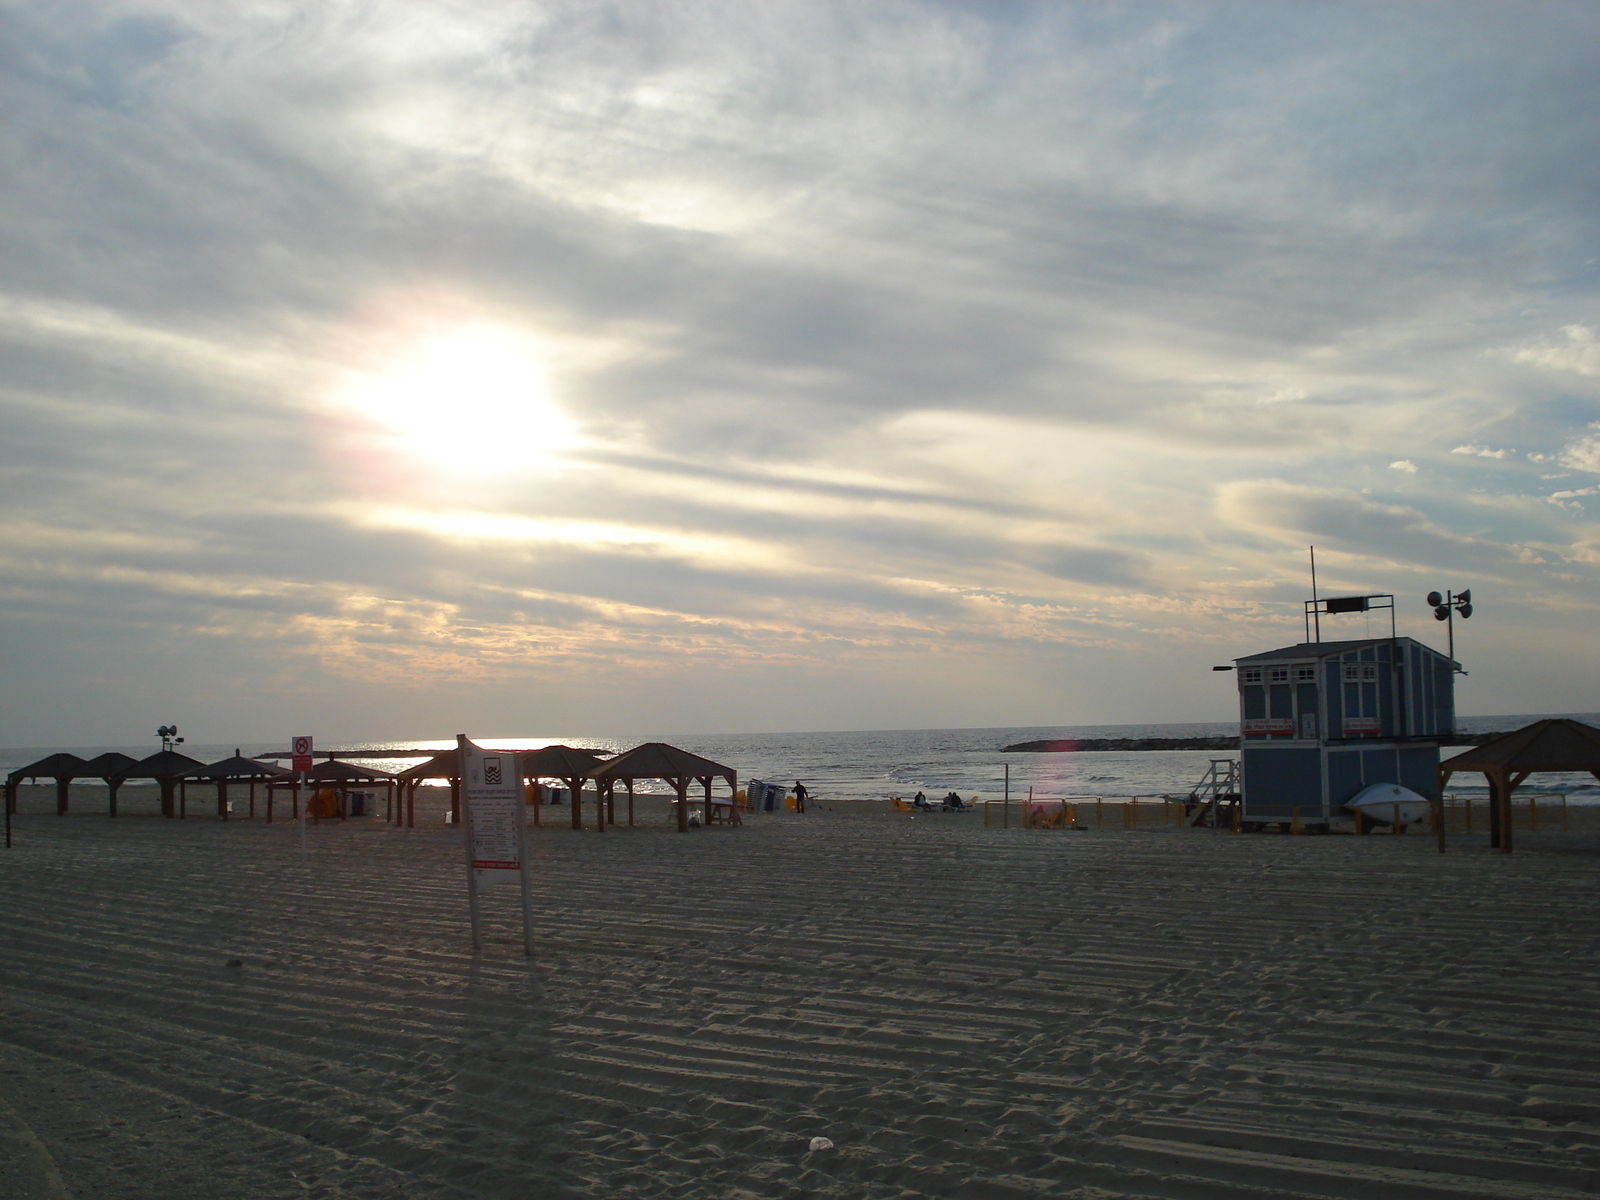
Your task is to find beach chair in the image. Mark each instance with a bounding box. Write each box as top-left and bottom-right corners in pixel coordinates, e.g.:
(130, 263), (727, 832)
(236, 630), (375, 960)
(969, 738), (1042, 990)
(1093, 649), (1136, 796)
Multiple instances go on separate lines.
(891, 797), (914, 813)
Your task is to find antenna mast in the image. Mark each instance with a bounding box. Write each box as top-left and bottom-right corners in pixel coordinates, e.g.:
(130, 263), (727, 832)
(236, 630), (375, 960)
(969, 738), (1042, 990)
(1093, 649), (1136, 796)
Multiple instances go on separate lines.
(1308, 546), (1319, 642)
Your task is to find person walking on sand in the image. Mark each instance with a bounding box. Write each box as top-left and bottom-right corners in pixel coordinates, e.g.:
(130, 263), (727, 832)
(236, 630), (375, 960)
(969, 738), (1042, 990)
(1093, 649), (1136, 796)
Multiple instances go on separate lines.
(793, 780), (808, 812)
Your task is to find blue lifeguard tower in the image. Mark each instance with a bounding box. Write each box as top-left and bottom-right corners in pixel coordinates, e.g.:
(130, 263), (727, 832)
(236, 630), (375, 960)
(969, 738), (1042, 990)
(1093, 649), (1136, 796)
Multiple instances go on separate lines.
(1232, 594), (1457, 828)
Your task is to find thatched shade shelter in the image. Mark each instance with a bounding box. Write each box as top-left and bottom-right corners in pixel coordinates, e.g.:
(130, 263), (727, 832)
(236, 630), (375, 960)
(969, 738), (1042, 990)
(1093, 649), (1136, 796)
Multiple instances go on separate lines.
(181, 752), (292, 820)
(521, 745), (607, 831)
(5, 753), (86, 816)
(116, 751), (205, 818)
(392, 745), (609, 829)
(394, 751), (460, 828)
(1437, 719), (1600, 853)
(585, 742), (737, 833)
(277, 759), (398, 823)
(78, 752), (138, 816)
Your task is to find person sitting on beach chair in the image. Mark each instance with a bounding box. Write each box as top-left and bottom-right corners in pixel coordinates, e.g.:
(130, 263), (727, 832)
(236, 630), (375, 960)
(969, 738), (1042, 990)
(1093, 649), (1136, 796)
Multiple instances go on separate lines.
(912, 791), (930, 809)
(942, 791), (966, 810)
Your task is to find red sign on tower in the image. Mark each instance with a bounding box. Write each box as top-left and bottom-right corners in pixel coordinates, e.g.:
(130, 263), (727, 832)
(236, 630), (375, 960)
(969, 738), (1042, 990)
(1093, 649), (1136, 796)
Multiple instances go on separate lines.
(291, 735), (313, 772)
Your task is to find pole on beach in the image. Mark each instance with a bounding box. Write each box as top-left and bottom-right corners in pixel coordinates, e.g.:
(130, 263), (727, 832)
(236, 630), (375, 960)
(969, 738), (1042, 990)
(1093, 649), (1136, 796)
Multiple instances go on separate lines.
(1004, 763), (1009, 828)
(460, 746), (483, 953)
(291, 736), (314, 851)
(517, 758), (535, 958)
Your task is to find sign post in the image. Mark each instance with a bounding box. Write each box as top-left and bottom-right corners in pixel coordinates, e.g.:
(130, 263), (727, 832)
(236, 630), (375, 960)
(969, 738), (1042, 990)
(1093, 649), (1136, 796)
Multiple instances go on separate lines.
(458, 735), (534, 956)
(292, 735), (313, 851)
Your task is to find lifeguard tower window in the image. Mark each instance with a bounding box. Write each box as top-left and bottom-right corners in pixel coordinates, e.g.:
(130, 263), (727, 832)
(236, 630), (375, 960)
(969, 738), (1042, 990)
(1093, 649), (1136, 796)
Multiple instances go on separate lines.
(1343, 663), (1378, 682)
(1294, 665), (1317, 682)
(1269, 667), (1289, 683)
(1241, 667), (1262, 684)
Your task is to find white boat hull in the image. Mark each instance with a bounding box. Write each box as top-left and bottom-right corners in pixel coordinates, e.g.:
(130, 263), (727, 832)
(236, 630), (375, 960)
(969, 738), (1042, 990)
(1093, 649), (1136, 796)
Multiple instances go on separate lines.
(1345, 782), (1430, 826)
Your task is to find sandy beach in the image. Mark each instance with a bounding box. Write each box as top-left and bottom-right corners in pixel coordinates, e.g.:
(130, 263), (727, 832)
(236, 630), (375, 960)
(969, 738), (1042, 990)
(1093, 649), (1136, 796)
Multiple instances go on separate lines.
(2, 787), (1598, 1200)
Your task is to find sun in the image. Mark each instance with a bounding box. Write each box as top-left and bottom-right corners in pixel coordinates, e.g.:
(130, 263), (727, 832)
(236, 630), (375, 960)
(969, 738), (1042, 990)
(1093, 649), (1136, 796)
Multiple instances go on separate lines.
(328, 321), (578, 474)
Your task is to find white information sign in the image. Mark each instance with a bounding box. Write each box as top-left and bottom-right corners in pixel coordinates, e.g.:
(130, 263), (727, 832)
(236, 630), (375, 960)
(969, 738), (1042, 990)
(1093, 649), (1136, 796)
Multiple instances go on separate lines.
(463, 743), (523, 885)
(457, 735), (535, 955)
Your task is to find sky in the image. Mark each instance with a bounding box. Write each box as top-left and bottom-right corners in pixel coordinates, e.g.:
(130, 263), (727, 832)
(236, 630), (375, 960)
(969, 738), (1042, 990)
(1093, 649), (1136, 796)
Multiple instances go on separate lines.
(3, 1), (1599, 748)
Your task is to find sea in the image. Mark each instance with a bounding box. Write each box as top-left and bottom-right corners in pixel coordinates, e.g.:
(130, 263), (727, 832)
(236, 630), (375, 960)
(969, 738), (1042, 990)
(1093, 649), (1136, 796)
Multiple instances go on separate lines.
(6, 714), (1599, 803)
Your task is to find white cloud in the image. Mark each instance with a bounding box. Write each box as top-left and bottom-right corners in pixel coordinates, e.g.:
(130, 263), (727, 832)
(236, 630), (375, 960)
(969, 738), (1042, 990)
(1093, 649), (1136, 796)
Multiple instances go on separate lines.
(1511, 324), (1600, 376)
(1451, 445), (1512, 459)
(1389, 459), (1417, 473)
(1560, 425), (1600, 474)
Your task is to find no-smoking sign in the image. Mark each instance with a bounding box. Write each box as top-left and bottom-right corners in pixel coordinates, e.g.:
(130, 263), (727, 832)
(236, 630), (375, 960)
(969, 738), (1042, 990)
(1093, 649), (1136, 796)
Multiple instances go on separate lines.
(292, 735), (313, 772)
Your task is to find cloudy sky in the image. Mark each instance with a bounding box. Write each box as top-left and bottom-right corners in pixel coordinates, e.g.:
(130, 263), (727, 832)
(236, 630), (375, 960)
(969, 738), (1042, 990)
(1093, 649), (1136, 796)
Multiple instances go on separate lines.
(3, 1), (1599, 747)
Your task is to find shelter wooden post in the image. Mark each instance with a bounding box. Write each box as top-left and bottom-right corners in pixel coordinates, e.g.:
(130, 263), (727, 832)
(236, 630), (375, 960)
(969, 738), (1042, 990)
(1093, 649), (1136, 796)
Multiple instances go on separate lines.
(627, 781), (635, 826)
(249, 780), (256, 819)
(217, 780), (228, 820)
(607, 785), (616, 826)
(1498, 773), (1513, 853)
(449, 777), (460, 826)
(530, 780), (541, 828)
(676, 777), (689, 831)
(1497, 770), (1519, 854)
(1509, 770), (1533, 849)
(594, 777), (605, 833)
(570, 778), (583, 831)
(179, 780), (188, 819)
(1434, 768), (1450, 853)
(1487, 771), (1504, 850)
(56, 776), (70, 816)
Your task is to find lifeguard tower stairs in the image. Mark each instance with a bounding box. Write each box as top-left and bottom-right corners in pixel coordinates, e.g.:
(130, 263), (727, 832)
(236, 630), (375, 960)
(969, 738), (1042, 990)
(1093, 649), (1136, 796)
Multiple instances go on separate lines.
(1186, 759), (1240, 828)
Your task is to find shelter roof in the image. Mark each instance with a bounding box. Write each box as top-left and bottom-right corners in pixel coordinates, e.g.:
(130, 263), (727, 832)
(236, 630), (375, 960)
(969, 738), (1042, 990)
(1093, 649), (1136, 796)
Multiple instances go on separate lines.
(1440, 719), (1600, 775)
(78, 752), (139, 778)
(1236, 637), (1449, 665)
(395, 751), (458, 781)
(117, 751), (206, 781)
(183, 755), (293, 781)
(304, 760), (397, 784)
(394, 745), (608, 781)
(7, 752), (87, 782)
(522, 745), (606, 778)
(586, 742), (735, 783)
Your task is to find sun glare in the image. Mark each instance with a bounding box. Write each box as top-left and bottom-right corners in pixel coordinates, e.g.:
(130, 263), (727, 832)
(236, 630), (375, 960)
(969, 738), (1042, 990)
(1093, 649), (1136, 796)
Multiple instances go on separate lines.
(329, 322), (578, 474)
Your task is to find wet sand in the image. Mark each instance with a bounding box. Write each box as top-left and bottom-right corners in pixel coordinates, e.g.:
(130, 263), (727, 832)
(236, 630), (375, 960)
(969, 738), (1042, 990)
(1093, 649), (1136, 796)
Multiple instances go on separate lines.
(2, 786), (1598, 1199)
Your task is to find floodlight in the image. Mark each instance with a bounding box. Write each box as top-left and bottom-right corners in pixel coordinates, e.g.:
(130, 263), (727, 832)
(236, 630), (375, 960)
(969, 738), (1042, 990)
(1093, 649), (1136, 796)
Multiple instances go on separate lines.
(1212, 665), (1234, 671)
(1425, 587), (1476, 673)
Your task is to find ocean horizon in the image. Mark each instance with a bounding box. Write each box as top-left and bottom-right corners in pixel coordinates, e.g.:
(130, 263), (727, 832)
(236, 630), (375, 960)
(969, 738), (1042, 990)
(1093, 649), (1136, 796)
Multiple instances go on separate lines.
(8, 712), (1599, 803)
